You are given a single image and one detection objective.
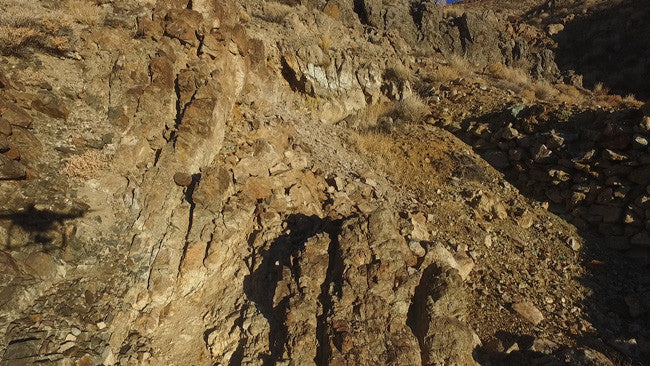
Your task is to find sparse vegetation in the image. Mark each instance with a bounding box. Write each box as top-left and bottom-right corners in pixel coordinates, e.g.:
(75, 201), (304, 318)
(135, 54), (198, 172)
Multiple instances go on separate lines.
(423, 54), (474, 82)
(486, 63), (565, 102)
(0, 3), (73, 56)
(593, 81), (609, 96)
(60, 150), (108, 180)
(395, 93), (431, 124)
(65, 0), (103, 26)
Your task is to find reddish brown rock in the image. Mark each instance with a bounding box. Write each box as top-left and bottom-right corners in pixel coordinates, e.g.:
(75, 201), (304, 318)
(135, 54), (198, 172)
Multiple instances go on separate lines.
(149, 57), (175, 88)
(242, 176), (273, 200)
(0, 251), (20, 276)
(192, 165), (232, 211)
(31, 99), (69, 120)
(9, 127), (43, 162)
(164, 9), (204, 46)
(137, 16), (164, 40)
(173, 172), (193, 187)
(1, 105), (32, 128)
(3, 145), (20, 160)
(323, 1), (340, 19)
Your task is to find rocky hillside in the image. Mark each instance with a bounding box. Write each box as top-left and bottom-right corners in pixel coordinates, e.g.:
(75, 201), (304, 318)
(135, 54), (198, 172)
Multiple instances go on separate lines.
(0, 0), (648, 365)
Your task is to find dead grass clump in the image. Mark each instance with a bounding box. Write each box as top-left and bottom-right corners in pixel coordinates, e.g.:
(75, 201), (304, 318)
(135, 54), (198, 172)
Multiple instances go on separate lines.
(429, 65), (461, 82)
(486, 63), (529, 85)
(385, 61), (413, 84)
(555, 83), (585, 105)
(0, 26), (40, 50)
(353, 132), (394, 160)
(593, 82), (609, 96)
(65, 0), (103, 26)
(352, 132), (406, 178)
(448, 54), (473, 76)
(60, 150), (108, 180)
(533, 81), (558, 101)
(395, 94), (431, 124)
(352, 130), (439, 189)
(347, 93), (430, 132)
(427, 54), (473, 82)
(349, 101), (393, 130)
(487, 63), (566, 102)
(586, 82), (644, 108)
(0, 10), (73, 56)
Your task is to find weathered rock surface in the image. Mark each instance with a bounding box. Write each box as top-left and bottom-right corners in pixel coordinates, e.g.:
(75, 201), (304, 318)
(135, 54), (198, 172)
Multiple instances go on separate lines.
(0, 0), (647, 365)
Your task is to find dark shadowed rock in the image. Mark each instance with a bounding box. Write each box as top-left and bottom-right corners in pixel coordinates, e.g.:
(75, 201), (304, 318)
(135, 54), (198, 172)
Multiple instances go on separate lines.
(0, 153), (26, 180)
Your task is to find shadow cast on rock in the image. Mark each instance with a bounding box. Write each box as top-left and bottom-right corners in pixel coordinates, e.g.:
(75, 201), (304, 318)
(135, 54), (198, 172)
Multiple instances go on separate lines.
(0, 203), (89, 251)
(447, 103), (650, 364)
(552, 0), (650, 98)
(242, 214), (344, 365)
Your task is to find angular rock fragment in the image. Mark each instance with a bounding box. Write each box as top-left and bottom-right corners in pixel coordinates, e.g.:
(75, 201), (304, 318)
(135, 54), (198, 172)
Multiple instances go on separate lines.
(0, 153), (26, 180)
(512, 301), (544, 325)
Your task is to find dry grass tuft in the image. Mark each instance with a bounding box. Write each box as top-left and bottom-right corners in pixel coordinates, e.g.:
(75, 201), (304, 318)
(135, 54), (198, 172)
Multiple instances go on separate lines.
(486, 63), (529, 85)
(0, 3), (74, 56)
(60, 150), (108, 180)
(593, 82), (609, 96)
(353, 132), (410, 179)
(426, 54), (473, 82)
(487, 63), (571, 102)
(349, 101), (393, 130)
(429, 65), (461, 82)
(533, 81), (558, 101)
(395, 93), (431, 124)
(385, 61), (413, 83)
(65, 0), (104, 26)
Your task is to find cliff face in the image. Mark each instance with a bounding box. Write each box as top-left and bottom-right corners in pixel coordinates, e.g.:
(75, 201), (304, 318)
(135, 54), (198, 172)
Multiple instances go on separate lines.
(0, 0), (648, 365)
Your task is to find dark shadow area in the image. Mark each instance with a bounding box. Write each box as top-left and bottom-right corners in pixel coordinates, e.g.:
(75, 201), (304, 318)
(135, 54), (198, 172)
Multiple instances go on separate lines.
(552, 0), (650, 99)
(445, 103), (650, 364)
(242, 214), (344, 365)
(0, 203), (89, 250)
(407, 262), (445, 366)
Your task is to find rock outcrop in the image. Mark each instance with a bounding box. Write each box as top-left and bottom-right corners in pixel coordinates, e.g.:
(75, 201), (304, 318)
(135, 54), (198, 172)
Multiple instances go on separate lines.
(1, 0), (648, 365)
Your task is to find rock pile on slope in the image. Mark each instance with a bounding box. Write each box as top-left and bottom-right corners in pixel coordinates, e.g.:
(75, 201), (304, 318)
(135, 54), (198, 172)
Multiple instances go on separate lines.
(452, 103), (650, 258)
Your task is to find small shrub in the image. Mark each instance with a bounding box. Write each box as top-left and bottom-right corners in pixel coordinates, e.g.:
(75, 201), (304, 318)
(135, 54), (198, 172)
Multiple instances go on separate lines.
(429, 65), (461, 82)
(448, 54), (473, 77)
(346, 101), (392, 130)
(0, 7), (73, 57)
(385, 62), (413, 83)
(486, 63), (529, 85)
(65, 0), (103, 26)
(593, 82), (609, 96)
(60, 150), (108, 180)
(533, 81), (557, 101)
(425, 54), (472, 83)
(395, 94), (431, 124)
